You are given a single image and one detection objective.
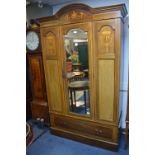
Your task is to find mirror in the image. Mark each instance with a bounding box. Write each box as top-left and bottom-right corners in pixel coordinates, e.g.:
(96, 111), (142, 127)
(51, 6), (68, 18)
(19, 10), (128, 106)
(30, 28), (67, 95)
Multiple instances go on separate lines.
(64, 28), (90, 116)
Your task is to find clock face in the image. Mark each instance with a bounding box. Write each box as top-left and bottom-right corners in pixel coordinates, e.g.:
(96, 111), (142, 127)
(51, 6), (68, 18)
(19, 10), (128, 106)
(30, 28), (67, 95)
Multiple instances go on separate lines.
(26, 31), (39, 51)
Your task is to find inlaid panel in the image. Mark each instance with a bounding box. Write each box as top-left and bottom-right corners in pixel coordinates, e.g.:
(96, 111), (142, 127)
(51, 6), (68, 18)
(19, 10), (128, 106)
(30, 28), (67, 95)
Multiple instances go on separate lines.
(45, 32), (57, 56)
(46, 60), (62, 112)
(29, 56), (44, 99)
(98, 60), (114, 121)
(60, 10), (92, 22)
(98, 26), (114, 54)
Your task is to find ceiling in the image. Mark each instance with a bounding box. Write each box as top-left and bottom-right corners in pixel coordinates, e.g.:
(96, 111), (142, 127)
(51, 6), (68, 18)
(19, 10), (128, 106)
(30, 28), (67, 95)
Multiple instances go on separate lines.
(26, 0), (76, 6)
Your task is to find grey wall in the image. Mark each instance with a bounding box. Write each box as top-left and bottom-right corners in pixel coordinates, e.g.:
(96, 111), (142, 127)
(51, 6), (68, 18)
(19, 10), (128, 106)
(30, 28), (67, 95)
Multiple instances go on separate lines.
(52, 0), (129, 14)
(52, 0), (129, 129)
(26, 3), (53, 23)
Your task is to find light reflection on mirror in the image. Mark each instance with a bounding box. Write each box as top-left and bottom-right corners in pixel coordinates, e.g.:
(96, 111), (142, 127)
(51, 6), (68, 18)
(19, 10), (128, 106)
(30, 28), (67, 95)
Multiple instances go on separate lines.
(64, 28), (90, 116)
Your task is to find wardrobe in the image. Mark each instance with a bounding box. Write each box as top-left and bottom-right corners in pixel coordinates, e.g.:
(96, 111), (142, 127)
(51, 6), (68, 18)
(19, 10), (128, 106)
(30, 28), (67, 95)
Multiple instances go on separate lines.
(39, 3), (127, 151)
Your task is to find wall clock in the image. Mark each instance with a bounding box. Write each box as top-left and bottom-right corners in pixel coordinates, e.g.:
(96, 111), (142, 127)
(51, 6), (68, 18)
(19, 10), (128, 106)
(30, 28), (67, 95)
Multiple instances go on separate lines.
(26, 31), (40, 52)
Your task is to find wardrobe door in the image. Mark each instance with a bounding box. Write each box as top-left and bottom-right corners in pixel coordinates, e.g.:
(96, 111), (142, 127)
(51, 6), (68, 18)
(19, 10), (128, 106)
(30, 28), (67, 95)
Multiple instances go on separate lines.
(94, 19), (122, 124)
(41, 27), (64, 114)
(61, 22), (94, 118)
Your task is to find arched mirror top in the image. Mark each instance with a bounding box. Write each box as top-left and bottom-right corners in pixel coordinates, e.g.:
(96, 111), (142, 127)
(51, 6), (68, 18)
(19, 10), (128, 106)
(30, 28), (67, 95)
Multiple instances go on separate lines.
(64, 28), (88, 40)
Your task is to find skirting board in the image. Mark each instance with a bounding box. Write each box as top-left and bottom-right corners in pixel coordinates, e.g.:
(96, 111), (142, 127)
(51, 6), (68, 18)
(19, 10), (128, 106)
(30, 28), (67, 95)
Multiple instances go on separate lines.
(50, 127), (118, 152)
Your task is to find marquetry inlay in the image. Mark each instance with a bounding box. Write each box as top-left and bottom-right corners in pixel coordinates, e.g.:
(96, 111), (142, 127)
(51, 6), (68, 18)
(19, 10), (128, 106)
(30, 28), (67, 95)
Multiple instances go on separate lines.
(98, 26), (115, 54)
(61, 10), (91, 21)
(45, 32), (56, 56)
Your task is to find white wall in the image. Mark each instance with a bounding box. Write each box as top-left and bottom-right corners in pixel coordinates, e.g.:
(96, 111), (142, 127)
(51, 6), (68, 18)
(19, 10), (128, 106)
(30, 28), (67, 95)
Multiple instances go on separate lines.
(52, 0), (129, 129)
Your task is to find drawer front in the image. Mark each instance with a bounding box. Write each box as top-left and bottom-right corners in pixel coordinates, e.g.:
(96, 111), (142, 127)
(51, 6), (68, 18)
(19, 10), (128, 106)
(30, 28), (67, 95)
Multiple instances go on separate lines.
(53, 115), (113, 139)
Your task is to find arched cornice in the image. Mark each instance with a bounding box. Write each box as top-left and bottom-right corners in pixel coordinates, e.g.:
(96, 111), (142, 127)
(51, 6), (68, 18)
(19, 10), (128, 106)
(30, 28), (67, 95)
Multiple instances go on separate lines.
(38, 3), (127, 23)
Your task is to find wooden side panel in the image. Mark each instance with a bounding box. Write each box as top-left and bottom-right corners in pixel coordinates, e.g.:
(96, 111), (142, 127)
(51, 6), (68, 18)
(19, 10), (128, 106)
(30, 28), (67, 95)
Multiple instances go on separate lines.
(94, 19), (121, 123)
(45, 32), (56, 57)
(41, 26), (64, 114)
(29, 56), (44, 99)
(98, 60), (114, 121)
(46, 60), (62, 112)
(42, 27), (59, 58)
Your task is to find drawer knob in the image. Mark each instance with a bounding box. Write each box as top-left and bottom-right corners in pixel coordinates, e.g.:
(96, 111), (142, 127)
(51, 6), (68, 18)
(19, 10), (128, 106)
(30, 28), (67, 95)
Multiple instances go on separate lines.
(95, 129), (103, 134)
(63, 122), (67, 125)
(95, 129), (99, 132)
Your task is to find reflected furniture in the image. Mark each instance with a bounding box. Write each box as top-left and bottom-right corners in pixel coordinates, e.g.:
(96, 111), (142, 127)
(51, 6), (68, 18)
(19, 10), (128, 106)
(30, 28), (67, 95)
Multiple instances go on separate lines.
(72, 63), (82, 71)
(66, 72), (75, 80)
(66, 71), (85, 81)
(39, 3), (127, 151)
(66, 61), (72, 72)
(72, 71), (85, 81)
(83, 69), (88, 78)
(68, 80), (89, 113)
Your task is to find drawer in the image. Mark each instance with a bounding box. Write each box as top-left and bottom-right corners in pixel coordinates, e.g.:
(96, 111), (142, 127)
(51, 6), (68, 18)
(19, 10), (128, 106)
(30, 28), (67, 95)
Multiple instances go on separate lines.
(53, 115), (113, 139)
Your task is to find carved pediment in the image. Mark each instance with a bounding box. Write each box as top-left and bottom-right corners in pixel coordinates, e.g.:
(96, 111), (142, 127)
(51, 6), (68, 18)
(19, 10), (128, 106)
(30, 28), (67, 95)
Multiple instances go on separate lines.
(60, 10), (92, 21)
(39, 4), (127, 24)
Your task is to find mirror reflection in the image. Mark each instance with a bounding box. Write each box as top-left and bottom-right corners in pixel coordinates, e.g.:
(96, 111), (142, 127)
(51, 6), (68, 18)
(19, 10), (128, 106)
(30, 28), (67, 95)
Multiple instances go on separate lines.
(64, 28), (90, 116)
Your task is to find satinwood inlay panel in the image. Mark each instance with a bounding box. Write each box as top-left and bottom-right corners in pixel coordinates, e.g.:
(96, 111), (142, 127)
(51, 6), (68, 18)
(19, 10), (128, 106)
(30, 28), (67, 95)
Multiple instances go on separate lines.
(98, 26), (115, 54)
(45, 32), (56, 56)
(60, 10), (92, 21)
